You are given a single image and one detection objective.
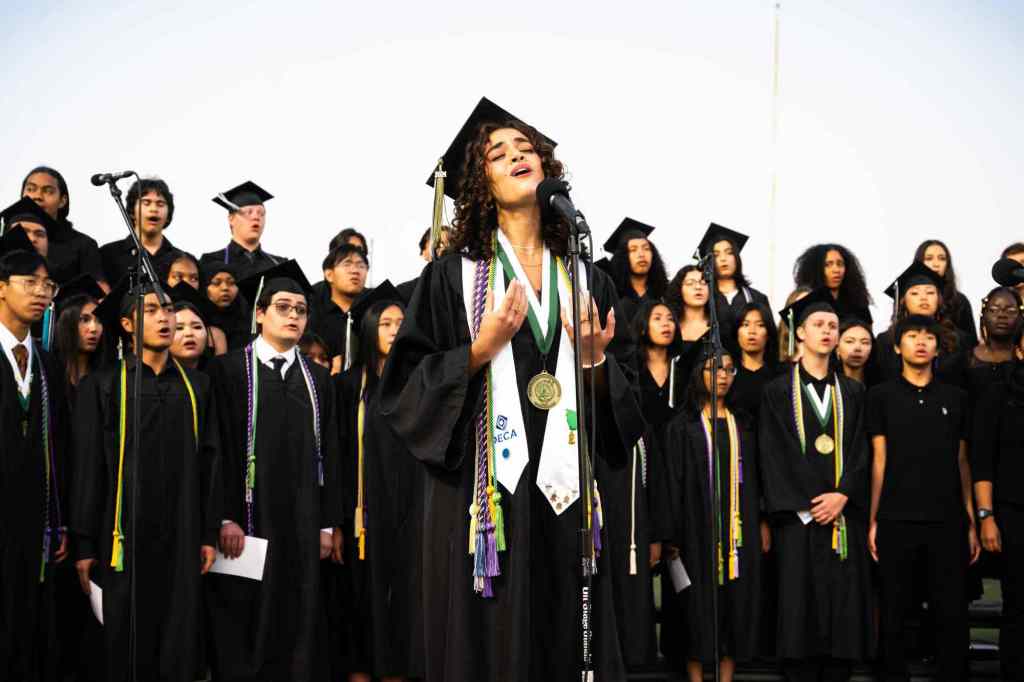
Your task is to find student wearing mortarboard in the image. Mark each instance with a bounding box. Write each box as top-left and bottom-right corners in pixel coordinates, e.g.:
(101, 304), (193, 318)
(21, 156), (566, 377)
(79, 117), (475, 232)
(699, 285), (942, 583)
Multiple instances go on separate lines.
(603, 218), (669, 324)
(380, 97), (643, 681)
(200, 262), (250, 351)
(167, 281), (222, 372)
(20, 166), (107, 290)
(1002, 242), (1024, 299)
(792, 244), (873, 326)
(70, 278), (221, 682)
(204, 259), (342, 682)
(1, 197), (66, 260)
(99, 177), (178, 287)
(660, 339), (766, 681)
(875, 262), (969, 389)
(51, 274), (107, 409)
(308, 243), (370, 373)
(199, 181), (288, 281)
(758, 288), (874, 682)
(866, 315), (979, 682)
(914, 239), (978, 348)
(159, 251), (228, 355)
(333, 281), (423, 681)
(0, 245), (70, 681)
(696, 223), (771, 341)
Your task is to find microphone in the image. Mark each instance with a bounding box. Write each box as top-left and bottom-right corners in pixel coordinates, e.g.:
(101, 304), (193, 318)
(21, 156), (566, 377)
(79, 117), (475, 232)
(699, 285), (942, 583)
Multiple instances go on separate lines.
(536, 178), (591, 235)
(90, 170), (135, 186)
(992, 258), (1024, 287)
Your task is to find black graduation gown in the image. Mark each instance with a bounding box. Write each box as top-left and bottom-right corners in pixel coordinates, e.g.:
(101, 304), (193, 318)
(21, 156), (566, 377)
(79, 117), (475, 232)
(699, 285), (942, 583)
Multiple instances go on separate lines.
(334, 367), (424, 678)
(199, 242), (287, 283)
(731, 364), (776, 422)
(874, 326), (968, 389)
(713, 286), (770, 340)
(208, 300), (252, 352)
(662, 413), (762, 663)
(758, 368), (874, 661)
(99, 235), (177, 288)
(205, 350), (342, 682)
(308, 282), (356, 363)
(69, 359), (221, 682)
(48, 226), (106, 286)
(0, 344), (68, 682)
(379, 253), (644, 682)
(949, 291), (978, 350)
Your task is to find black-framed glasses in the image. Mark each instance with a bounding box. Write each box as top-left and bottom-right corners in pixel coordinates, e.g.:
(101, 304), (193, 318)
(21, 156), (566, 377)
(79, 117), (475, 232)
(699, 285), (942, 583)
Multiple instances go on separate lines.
(271, 301), (309, 317)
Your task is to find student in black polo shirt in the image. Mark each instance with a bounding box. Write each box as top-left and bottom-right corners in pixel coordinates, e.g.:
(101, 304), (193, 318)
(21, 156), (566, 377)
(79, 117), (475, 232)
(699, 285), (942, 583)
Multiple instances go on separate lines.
(972, 336), (1024, 682)
(867, 314), (981, 682)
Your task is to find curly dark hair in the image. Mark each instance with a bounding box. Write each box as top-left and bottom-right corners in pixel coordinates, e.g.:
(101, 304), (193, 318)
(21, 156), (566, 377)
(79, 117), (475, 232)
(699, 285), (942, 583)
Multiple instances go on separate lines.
(913, 239), (964, 321)
(793, 243), (872, 310)
(665, 265), (710, 321)
(446, 119), (572, 261)
(609, 236), (668, 299)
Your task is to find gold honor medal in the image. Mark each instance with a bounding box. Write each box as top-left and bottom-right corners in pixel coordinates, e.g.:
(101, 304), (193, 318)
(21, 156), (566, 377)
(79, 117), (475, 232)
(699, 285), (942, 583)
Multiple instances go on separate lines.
(814, 434), (835, 455)
(527, 371), (562, 410)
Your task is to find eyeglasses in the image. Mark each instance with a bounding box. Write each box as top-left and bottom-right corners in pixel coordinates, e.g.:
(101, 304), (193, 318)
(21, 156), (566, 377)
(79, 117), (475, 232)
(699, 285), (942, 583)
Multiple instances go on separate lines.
(8, 276), (59, 298)
(682, 278), (706, 288)
(337, 260), (368, 273)
(702, 364), (738, 376)
(271, 301), (309, 317)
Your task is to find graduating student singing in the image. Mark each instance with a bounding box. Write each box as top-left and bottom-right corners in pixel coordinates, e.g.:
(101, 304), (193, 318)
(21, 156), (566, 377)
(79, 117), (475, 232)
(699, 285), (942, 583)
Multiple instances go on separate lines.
(759, 288), (874, 682)
(380, 97), (643, 681)
(205, 260), (342, 682)
(70, 279), (221, 682)
(602, 218), (668, 324)
(199, 181), (287, 281)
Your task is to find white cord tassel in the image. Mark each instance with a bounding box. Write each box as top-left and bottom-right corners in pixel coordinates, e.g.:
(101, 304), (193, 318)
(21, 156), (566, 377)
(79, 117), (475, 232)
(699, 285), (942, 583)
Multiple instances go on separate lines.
(629, 443), (638, 576)
(343, 316), (353, 371)
(668, 357), (677, 409)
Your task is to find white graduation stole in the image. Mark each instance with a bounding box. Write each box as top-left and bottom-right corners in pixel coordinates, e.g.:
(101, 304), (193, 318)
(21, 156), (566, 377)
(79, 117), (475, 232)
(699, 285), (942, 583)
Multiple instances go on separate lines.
(461, 232), (587, 515)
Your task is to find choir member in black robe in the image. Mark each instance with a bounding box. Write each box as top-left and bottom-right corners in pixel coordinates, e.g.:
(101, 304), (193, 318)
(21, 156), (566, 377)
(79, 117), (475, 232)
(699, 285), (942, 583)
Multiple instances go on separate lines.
(914, 239), (978, 348)
(835, 317), (873, 387)
(972, 352), (1024, 682)
(875, 262), (969, 389)
(100, 177), (178, 286)
(206, 261), (343, 682)
(603, 218), (668, 324)
(201, 262), (251, 351)
(759, 288), (874, 681)
(0, 198), (68, 264)
(731, 301), (780, 420)
(866, 315), (979, 682)
(169, 297), (213, 372)
(666, 264), (712, 370)
(336, 282), (422, 681)
(0, 248), (69, 682)
(300, 332), (332, 370)
(792, 244), (873, 326)
(70, 283), (221, 682)
(965, 286), (1022, 404)
(380, 98), (644, 681)
(632, 300), (686, 431)
(309, 243), (369, 372)
(662, 341), (765, 682)
(199, 181), (287, 281)
(695, 224), (770, 341)
(21, 166), (107, 289)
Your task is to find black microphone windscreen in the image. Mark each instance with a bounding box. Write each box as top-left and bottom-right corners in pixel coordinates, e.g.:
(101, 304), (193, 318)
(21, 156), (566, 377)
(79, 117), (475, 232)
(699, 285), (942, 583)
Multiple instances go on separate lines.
(90, 174), (107, 186)
(992, 258), (1023, 287)
(535, 178), (568, 211)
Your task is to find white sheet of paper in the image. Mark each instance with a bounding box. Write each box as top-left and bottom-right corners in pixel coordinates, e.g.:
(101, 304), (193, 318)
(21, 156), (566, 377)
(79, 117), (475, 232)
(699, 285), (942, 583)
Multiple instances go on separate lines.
(89, 581), (103, 625)
(797, 510), (813, 525)
(668, 556), (691, 593)
(209, 536), (268, 581)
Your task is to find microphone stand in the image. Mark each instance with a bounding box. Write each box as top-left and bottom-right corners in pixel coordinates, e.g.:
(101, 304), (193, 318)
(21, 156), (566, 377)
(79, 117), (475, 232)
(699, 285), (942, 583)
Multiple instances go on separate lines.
(97, 175), (166, 682)
(697, 248), (724, 682)
(567, 215), (597, 682)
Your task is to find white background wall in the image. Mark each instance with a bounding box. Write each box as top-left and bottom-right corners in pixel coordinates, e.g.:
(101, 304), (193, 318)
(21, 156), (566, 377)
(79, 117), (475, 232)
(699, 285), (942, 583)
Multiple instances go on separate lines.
(2, 1), (1020, 328)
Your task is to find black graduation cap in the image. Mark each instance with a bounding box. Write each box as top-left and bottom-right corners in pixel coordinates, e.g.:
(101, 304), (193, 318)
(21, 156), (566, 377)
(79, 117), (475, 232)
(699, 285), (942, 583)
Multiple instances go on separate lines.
(0, 225), (36, 256)
(93, 275), (135, 343)
(602, 217), (655, 255)
(54, 274), (104, 310)
(349, 280), (403, 325)
(237, 259), (313, 334)
(0, 198), (66, 242)
(593, 257), (612, 275)
(696, 223), (749, 258)
(212, 181), (274, 212)
(426, 97), (557, 201)
(883, 261), (944, 300)
(675, 334), (742, 380)
(778, 287), (837, 328)
(165, 282), (219, 326)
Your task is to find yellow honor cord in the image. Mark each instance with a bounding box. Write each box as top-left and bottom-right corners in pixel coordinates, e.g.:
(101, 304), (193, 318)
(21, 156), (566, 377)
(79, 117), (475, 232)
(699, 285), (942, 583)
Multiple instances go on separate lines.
(355, 370), (367, 561)
(110, 359), (199, 572)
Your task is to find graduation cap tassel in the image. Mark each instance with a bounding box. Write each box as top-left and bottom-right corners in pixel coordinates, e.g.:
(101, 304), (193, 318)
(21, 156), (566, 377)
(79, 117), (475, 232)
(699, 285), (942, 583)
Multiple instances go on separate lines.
(787, 309), (795, 358)
(668, 358), (677, 409)
(628, 443), (638, 576)
(343, 317), (353, 371)
(250, 276), (266, 336)
(430, 159), (446, 259)
(41, 303), (55, 351)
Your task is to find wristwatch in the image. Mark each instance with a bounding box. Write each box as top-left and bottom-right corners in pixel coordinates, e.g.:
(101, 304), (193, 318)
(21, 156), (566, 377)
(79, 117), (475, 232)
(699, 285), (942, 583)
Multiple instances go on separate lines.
(977, 508), (994, 520)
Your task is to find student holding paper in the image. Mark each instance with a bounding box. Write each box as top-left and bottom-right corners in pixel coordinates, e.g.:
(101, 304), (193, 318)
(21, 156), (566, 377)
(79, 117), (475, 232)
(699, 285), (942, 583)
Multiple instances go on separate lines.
(205, 260), (343, 682)
(70, 279), (221, 682)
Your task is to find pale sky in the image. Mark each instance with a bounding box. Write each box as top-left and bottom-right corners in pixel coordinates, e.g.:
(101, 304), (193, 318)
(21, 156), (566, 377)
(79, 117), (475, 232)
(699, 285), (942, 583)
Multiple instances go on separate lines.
(2, 0), (1020, 328)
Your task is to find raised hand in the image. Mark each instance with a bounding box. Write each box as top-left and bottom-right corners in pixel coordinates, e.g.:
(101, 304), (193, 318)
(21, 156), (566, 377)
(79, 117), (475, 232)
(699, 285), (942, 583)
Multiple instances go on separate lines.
(561, 294), (615, 367)
(469, 281), (528, 373)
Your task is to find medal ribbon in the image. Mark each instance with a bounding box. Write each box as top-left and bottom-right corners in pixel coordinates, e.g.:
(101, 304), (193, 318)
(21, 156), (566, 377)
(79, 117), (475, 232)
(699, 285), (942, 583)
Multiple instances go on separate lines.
(111, 359), (197, 572)
(789, 365), (848, 560)
(495, 240), (559, 354)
